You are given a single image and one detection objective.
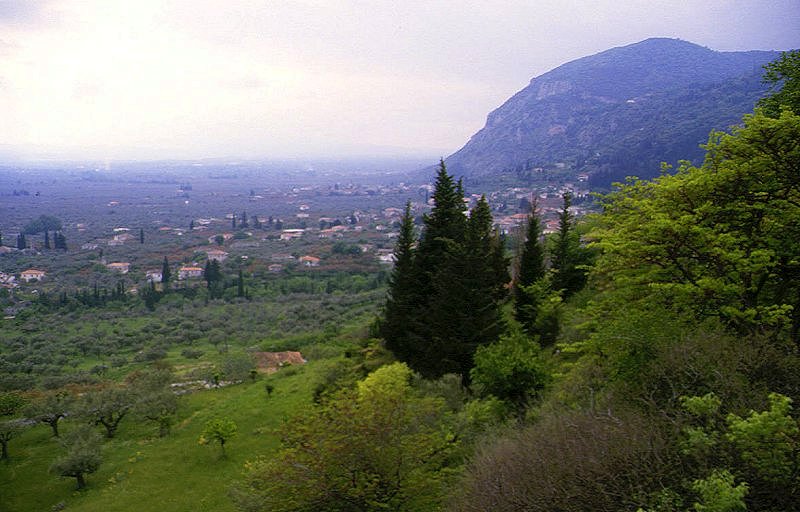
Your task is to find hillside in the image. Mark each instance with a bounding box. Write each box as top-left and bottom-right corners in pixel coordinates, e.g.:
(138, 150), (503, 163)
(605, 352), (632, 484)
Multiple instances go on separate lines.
(445, 38), (781, 187)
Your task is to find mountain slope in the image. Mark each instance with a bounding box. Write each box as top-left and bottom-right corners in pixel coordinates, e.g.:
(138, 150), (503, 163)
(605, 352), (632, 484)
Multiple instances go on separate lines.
(445, 38), (781, 187)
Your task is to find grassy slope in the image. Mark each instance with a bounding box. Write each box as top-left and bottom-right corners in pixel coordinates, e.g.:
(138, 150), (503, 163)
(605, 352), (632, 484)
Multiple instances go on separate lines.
(0, 362), (322, 512)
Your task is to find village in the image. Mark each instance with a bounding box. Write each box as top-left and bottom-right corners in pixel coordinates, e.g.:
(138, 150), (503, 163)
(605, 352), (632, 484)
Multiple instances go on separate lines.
(0, 165), (591, 311)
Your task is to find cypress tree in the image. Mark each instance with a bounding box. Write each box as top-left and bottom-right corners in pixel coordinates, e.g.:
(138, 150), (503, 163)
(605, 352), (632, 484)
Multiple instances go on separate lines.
(550, 192), (588, 298)
(161, 257), (171, 289)
(17, 233), (26, 250)
(426, 196), (508, 382)
(140, 228), (144, 244)
(44, 231), (51, 250)
(53, 232), (67, 250)
(382, 201), (422, 364)
(514, 200), (546, 330)
(400, 160), (468, 378)
(382, 163), (509, 382)
(237, 268), (245, 297)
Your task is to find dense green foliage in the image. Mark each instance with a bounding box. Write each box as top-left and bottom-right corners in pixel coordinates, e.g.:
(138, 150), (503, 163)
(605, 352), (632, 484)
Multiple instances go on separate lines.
(50, 426), (103, 490)
(512, 201), (545, 328)
(382, 162), (508, 381)
(452, 59), (800, 512)
(199, 417), (238, 456)
(22, 214), (63, 235)
(591, 109), (800, 340)
(234, 363), (458, 511)
(758, 49), (800, 116)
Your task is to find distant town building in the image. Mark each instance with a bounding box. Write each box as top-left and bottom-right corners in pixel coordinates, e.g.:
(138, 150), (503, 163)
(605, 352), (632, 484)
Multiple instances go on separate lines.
(299, 255), (320, 267)
(268, 264), (284, 273)
(280, 229), (305, 241)
(271, 253), (295, 261)
(377, 250), (396, 265)
(106, 262), (131, 274)
(206, 249), (229, 262)
(113, 233), (136, 243)
(0, 272), (17, 288)
(20, 269), (46, 282)
(145, 270), (163, 282)
(178, 266), (203, 280)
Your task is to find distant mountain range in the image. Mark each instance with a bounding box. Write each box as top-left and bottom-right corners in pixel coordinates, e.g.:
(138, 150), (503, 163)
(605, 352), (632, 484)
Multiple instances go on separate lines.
(445, 38), (781, 188)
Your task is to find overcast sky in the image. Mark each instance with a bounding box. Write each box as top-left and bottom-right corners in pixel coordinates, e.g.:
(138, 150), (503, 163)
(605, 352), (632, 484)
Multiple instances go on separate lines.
(0, 0), (798, 162)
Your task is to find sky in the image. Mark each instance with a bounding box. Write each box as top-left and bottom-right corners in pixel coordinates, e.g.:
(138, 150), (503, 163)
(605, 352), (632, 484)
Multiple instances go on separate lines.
(0, 0), (798, 162)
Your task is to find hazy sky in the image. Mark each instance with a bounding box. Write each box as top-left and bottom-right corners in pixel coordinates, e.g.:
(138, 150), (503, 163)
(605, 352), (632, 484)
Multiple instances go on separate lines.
(1, 0), (798, 162)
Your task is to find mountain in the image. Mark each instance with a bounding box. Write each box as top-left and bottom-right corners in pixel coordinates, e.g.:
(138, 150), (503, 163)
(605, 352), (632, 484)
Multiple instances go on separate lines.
(445, 38), (781, 188)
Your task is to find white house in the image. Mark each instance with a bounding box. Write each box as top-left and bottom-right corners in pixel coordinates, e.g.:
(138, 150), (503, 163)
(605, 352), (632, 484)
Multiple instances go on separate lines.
(178, 266), (203, 280)
(20, 269), (46, 282)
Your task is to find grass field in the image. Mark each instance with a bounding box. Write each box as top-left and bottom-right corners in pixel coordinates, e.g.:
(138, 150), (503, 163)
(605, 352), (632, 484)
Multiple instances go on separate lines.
(0, 361), (324, 512)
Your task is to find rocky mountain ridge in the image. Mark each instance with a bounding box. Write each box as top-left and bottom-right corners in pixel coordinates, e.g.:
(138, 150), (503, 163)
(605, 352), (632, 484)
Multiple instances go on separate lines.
(445, 38), (781, 187)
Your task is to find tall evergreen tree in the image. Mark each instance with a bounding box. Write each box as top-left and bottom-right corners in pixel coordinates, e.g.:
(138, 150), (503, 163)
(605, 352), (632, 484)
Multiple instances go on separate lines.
(205, 260), (222, 296)
(240, 211), (248, 228)
(16, 233), (26, 250)
(382, 163), (509, 382)
(161, 257), (171, 289)
(139, 228), (144, 244)
(237, 268), (245, 297)
(550, 192), (588, 299)
(514, 200), (546, 330)
(53, 232), (67, 251)
(414, 159), (467, 299)
(426, 196), (508, 382)
(381, 202), (421, 364)
(44, 231), (51, 250)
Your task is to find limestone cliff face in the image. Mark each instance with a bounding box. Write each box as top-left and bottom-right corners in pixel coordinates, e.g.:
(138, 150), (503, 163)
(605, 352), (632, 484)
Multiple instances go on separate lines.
(445, 38), (780, 187)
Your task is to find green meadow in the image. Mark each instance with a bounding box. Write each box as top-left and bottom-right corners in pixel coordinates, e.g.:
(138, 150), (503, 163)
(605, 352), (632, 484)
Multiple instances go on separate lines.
(1, 361), (323, 512)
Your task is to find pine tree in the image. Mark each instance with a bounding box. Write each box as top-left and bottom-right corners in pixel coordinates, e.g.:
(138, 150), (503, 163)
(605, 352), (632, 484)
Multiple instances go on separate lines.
(382, 163), (509, 382)
(514, 200), (546, 330)
(53, 232), (67, 251)
(382, 202), (422, 364)
(161, 257), (171, 289)
(550, 192), (588, 299)
(414, 159), (467, 299)
(205, 260), (222, 296)
(426, 196), (508, 382)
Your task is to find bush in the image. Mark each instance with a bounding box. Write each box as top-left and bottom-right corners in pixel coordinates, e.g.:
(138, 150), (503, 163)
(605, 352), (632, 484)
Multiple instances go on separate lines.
(181, 348), (205, 359)
(451, 408), (679, 512)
